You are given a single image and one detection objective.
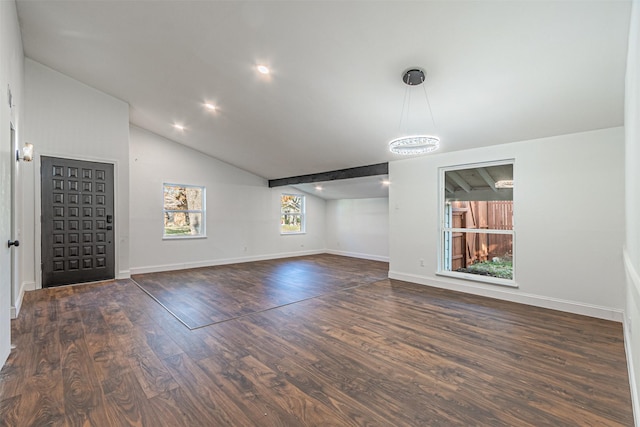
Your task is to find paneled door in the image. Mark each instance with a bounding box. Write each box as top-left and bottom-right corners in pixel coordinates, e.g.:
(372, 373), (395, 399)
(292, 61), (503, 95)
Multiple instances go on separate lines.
(41, 157), (115, 287)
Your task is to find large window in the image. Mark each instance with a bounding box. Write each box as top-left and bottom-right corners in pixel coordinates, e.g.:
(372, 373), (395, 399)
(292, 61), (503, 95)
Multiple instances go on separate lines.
(440, 162), (514, 285)
(280, 194), (305, 234)
(163, 183), (205, 238)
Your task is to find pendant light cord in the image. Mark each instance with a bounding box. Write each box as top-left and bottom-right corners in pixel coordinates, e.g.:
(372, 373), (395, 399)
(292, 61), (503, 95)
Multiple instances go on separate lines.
(398, 83), (410, 134)
(421, 79), (438, 133)
(398, 72), (437, 135)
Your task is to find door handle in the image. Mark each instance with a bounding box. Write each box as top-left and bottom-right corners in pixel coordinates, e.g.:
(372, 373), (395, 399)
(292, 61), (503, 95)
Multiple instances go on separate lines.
(7, 240), (19, 248)
(107, 215), (113, 224)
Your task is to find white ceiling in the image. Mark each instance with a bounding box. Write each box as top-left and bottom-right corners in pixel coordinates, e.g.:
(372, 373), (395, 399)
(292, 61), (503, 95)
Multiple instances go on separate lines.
(15, 1), (631, 190)
(291, 174), (390, 200)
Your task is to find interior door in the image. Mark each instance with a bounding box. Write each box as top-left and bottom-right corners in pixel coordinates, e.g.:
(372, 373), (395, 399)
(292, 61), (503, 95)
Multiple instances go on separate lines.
(41, 156), (115, 287)
(0, 121), (13, 365)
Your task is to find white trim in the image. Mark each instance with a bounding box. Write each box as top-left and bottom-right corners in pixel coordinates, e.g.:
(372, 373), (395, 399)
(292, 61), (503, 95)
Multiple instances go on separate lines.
(438, 159), (516, 288)
(162, 235), (207, 241)
(10, 280), (35, 319)
(624, 247), (640, 426)
(162, 182), (206, 239)
(444, 227), (514, 235)
(388, 270), (624, 322)
(116, 270), (130, 280)
(280, 193), (306, 234)
(436, 270), (517, 288)
(10, 122), (19, 319)
(624, 314), (639, 427)
(439, 159), (517, 175)
(625, 247), (640, 299)
(34, 152), (41, 288)
(129, 250), (325, 275)
(325, 249), (389, 263)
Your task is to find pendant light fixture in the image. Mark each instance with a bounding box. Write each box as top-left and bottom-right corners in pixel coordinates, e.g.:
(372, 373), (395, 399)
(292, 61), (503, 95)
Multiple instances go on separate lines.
(389, 68), (440, 155)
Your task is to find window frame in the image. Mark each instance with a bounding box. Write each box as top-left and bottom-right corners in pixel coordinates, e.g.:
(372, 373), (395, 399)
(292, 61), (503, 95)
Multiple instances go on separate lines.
(437, 160), (516, 287)
(280, 193), (306, 235)
(162, 182), (206, 240)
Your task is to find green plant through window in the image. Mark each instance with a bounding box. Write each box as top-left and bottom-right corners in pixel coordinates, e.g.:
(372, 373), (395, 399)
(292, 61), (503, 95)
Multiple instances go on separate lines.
(281, 194), (305, 233)
(463, 258), (513, 279)
(163, 184), (205, 237)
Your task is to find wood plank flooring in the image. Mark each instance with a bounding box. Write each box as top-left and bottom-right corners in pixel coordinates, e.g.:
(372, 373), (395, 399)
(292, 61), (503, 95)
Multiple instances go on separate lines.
(0, 255), (633, 426)
(132, 254), (389, 329)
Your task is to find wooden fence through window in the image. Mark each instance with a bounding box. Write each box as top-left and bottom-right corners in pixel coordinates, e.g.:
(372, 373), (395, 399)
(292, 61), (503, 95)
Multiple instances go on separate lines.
(450, 201), (513, 269)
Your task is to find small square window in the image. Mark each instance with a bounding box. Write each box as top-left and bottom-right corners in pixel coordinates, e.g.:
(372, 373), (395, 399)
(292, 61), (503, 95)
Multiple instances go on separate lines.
(163, 183), (206, 238)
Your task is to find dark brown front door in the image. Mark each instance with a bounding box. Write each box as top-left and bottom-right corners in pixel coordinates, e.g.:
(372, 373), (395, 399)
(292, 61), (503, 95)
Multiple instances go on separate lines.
(41, 156), (115, 287)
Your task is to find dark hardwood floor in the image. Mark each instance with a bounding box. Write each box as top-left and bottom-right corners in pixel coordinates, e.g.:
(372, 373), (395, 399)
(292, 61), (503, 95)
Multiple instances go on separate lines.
(132, 254), (389, 329)
(0, 255), (633, 426)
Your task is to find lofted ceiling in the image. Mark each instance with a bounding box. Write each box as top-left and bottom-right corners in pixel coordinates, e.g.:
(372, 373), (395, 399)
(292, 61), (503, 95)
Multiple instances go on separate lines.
(15, 0), (631, 195)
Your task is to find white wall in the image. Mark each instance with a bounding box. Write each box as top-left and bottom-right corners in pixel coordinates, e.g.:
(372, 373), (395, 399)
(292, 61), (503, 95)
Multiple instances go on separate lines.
(325, 198), (389, 262)
(23, 59), (131, 289)
(129, 126), (326, 273)
(389, 127), (625, 320)
(0, 0), (24, 366)
(624, 0), (640, 422)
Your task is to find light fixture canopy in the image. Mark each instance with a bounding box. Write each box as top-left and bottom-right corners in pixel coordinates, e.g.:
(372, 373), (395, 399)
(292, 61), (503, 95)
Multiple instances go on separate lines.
(17, 142), (34, 162)
(389, 67), (440, 155)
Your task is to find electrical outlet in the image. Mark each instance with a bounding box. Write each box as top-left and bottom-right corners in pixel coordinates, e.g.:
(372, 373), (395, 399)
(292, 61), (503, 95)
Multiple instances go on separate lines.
(419, 259), (424, 267)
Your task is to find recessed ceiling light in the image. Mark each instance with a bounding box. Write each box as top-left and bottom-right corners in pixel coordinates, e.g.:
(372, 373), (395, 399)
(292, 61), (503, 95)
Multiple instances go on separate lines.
(381, 180), (391, 186)
(173, 123), (185, 131)
(256, 65), (270, 75)
(204, 103), (216, 111)
(315, 185), (323, 191)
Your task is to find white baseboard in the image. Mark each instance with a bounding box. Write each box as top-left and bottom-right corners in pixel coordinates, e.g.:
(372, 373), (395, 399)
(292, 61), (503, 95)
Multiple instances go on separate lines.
(325, 249), (389, 263)
(625, 313), (639, 427)
(129, 250), (325, 275)
(11, 281), (36, 319)
(388, 270), (624, 322)
(624, 248), (640, 426)
(117, 270), (131, 280)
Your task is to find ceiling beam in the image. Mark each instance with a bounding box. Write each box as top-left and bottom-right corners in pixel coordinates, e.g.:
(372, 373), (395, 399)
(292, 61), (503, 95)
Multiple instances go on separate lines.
(477, 167), (497, 192)
(445, 182), (456, 194)
(268, 163), (388, 188)
(447, 171), (472, 193)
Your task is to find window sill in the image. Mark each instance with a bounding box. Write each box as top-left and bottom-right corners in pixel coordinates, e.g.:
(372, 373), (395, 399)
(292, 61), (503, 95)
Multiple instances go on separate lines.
(436, 271), (518, 288)
(280, 232), (306, 236)
(162, 235), (207, 241)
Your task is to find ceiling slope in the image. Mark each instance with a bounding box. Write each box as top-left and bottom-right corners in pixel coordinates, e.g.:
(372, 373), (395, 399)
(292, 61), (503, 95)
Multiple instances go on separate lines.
(16, 0), (631, 180)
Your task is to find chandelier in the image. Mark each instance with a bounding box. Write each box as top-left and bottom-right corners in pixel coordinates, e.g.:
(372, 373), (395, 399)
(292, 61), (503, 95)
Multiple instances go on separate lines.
(389, 68), (440, 155)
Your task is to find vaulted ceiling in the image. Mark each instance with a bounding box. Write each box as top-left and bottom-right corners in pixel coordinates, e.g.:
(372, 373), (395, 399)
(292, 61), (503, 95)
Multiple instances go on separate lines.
(16, 0), (631, 188)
